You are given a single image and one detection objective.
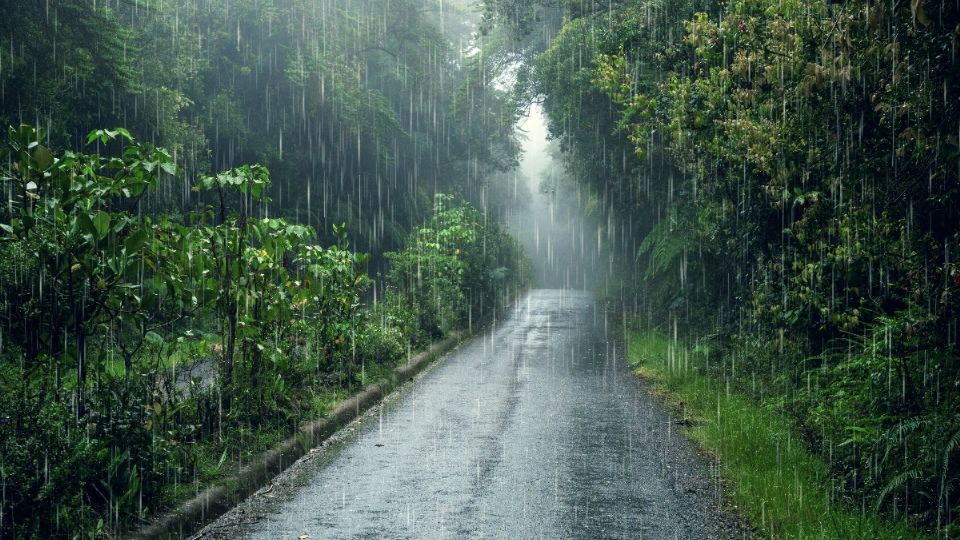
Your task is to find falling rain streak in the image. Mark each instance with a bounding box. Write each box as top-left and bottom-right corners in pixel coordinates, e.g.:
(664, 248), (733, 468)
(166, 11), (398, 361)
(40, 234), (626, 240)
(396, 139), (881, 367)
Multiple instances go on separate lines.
(0, 0), (958, 538)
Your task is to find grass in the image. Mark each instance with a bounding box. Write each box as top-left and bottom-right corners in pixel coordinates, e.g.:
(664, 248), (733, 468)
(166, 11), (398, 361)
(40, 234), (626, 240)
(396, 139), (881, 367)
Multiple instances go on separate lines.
(627, 330), (926, 539)
(160, 382), (353, 508)
(155, 340), (419, 514)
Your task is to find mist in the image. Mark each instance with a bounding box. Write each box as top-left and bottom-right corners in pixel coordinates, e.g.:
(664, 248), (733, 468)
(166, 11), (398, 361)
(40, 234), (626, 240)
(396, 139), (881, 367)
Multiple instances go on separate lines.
(507, 103), (610, 291)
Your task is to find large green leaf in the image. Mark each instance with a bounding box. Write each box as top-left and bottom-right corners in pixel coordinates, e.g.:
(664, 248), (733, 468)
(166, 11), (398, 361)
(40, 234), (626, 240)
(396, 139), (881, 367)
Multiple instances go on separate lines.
(93, 210), (110, 240)
(124, 228), (149, 254)
(77, 212), (98, 237)
(32, 145), (53, 170)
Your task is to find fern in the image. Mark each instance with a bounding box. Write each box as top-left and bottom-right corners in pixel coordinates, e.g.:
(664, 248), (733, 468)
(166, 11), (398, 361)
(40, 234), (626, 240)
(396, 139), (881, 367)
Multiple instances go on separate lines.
(874, 468), (922, 512)
(881, 416), (935, 440)
(939, 428), (960, 528)
(637, 211), (693, 280)
(873, 417), (935, 478)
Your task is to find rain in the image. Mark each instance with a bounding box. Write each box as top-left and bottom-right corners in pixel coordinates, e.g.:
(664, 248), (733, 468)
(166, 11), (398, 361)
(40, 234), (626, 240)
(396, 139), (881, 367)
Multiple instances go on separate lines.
(0, 0), (958, 538)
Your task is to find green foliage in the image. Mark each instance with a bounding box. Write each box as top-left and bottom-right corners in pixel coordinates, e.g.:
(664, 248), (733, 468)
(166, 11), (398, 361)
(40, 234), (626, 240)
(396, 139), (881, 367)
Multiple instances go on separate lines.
(636, 208), (696, 309)
(0, 126), (527, 536)
(535, 0), (960, 533)
(0, 1), (138, 140)
(0, 0), (529, 533)
(0, 0), (521, 255)
(0, 124), (195, 536)
(479, 0), (549, 35)
(385, 193), (530, 345)
(628, 330), (926, 539)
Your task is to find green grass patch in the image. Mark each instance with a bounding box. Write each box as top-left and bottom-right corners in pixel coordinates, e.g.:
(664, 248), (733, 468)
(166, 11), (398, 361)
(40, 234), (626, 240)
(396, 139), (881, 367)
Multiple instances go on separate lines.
(154, 339), (433, 516)
(160, 382), (351, 508)
(307, 385), (351, 418)
(627, 330), (926, 539)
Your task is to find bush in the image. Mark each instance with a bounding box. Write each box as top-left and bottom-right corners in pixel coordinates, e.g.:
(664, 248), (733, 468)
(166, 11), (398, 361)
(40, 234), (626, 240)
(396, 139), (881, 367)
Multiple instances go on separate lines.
(384, 193), (529, 343)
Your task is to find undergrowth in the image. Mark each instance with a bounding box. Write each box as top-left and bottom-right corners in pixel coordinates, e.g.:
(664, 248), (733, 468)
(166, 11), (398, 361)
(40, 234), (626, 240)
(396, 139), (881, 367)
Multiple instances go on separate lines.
(628, 330), (928, 539)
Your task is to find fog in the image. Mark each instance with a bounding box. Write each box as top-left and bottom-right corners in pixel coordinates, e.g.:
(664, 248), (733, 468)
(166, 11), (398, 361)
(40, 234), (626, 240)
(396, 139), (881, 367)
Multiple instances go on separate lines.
(507, 103), (610, 291)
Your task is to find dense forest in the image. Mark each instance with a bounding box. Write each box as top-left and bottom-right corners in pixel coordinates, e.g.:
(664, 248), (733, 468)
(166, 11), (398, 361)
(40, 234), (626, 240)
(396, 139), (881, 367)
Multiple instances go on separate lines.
(0, 0), (530, 536)
(496, 0), (959, 535)
(1, 0), (527, 247)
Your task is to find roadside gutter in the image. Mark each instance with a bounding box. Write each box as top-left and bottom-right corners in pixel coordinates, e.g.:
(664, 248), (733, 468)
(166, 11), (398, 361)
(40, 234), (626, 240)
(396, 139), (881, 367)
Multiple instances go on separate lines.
(133, 331), (464, 540)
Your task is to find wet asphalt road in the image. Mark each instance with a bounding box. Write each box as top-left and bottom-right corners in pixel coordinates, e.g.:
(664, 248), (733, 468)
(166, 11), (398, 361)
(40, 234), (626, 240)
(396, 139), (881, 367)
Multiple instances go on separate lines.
(199, 289), (744, 539)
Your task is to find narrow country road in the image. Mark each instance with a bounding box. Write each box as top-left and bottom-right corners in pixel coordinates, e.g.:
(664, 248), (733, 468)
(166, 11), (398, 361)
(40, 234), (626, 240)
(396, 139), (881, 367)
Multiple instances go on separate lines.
(197, 289), (745, 539)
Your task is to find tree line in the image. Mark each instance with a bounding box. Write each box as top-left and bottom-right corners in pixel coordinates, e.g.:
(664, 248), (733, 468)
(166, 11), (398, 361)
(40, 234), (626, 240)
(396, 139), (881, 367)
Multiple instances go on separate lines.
(0, 0), (522, 253)
(0, 124), (528, 536)
(517, 0), (959, 534)
(0, 0), (532, 535)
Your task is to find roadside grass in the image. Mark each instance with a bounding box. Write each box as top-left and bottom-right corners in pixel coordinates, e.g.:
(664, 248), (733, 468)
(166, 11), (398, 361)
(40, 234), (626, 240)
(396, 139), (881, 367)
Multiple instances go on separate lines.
(157, 344), (413, 513)
(161, 383), (354, 508)
(627, 330), (926, 539)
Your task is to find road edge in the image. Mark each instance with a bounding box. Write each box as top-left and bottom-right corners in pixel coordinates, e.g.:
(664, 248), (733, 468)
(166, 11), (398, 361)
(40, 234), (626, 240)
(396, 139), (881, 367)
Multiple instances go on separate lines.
(133, 331), (466, 540)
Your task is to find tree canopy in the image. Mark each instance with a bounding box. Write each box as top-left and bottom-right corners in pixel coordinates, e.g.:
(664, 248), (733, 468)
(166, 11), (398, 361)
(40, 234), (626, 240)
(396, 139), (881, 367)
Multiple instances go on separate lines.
(531, 0), (960, 533)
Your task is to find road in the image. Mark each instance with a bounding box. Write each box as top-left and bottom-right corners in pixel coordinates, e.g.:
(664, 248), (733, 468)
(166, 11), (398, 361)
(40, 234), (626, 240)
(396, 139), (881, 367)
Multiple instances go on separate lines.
(197, 289), (745, 539)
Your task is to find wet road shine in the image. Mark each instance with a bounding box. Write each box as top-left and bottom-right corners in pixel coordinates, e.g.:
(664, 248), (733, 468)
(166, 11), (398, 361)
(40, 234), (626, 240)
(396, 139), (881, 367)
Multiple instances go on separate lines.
(209, 290), (734, 539)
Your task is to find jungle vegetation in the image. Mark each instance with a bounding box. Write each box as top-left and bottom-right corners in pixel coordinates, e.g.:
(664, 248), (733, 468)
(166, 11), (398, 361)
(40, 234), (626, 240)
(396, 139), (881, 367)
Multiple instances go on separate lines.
(515, 0), (960, 535)
(0, 0), (523, 251)
(0, 0), (530, 536)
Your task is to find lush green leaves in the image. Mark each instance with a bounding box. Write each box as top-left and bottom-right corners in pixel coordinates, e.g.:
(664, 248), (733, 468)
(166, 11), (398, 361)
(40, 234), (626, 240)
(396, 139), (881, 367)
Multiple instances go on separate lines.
(385, 194), (529, 343)
(0, 124), (529, 536)
(538, 0), (960, 532)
